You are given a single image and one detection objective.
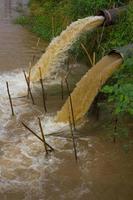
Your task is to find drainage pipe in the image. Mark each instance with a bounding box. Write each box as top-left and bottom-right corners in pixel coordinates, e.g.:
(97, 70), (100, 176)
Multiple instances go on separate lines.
(98, 6), (127, 26)
(109, 44), (133, 60)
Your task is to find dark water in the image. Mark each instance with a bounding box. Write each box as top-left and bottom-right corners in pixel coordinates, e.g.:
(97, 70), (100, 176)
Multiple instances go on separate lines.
(0, 1), (133, 200)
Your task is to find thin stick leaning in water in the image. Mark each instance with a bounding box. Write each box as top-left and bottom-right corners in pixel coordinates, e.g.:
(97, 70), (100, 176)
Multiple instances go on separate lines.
(23, 70), (35, 105)
(39, 67), (47, 112)
(38, 117), (48, 155)
(65, 78), (76, 130)
(69, 113), (78, 162)
(6, 81), (15, 116)
(21, 121), (54, 151)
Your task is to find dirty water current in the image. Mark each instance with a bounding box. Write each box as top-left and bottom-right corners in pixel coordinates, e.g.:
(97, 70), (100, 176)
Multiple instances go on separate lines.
(0, 1), (133, 200)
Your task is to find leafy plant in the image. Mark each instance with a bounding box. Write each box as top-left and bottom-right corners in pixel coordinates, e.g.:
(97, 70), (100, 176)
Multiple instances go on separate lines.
(101, 57), (133, 116)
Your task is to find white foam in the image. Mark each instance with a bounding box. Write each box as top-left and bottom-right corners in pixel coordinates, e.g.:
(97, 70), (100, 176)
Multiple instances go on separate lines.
(31, 16), (104, 81)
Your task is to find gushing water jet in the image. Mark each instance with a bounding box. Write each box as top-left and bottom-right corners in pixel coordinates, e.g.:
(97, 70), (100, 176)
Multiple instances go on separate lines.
(56, 44), (133, 123)
(30, 7), (127, 82)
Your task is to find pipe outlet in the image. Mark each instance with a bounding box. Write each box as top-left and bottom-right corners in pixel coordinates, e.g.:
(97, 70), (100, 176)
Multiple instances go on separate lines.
(109, 44), (133, 60)
(98, 6), (127, 26)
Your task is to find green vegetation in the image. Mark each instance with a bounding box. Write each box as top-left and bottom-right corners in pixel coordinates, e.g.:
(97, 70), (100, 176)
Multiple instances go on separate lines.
(17, 0), (127, 41)
(17, 0), (133, 122)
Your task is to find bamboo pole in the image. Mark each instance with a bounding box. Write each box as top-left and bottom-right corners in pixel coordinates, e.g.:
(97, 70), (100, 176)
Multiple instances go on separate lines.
(39, 67), (47, 112)
(65, 78), (76, 130)
(23, 70), (35, 105)
(38, 117), (48, 155)
(21, 121), (54, 151)
(68, 113), (78, 162)
(6, 81), (15, 116)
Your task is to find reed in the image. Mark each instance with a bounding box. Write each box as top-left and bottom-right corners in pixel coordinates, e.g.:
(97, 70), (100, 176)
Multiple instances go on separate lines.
(80, 43), (93, 66)
(39, 67), (47, 112)
(6, 81), (15, 116)
(38, 117), (48, 155)
(21, 121), (54, 151)
(23, 70), (35, 105)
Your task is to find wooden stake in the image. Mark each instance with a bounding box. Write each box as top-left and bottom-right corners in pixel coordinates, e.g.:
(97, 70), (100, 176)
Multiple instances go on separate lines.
(23, 70), (35, 105)
(69, 114), (78, 162)
(39, 67), (47, 112)
(65, 78), (76, 130)
(6, 81), (15, 116)
(21, 121), (54, 151)
(38, 117), (48, 155)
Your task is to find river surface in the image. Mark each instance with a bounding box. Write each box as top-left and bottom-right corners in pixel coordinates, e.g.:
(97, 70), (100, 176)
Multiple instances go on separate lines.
(0, 1), (133, 200)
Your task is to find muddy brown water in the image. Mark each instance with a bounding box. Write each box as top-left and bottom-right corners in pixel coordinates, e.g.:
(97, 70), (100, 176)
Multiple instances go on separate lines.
(0, 1), (133, 200)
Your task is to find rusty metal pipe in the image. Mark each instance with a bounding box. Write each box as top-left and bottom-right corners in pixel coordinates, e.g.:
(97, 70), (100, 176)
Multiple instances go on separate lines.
(98, 6), (127, 26)
(109, 44), (133, 60)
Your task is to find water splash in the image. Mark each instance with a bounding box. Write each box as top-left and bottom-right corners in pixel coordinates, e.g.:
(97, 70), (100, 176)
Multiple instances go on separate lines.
(56, 54), (123, 123)
(30, 16), (104, 82)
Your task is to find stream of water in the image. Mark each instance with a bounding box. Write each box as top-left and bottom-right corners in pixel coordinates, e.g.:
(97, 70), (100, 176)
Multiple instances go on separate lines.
(0, 1), (133, 200)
